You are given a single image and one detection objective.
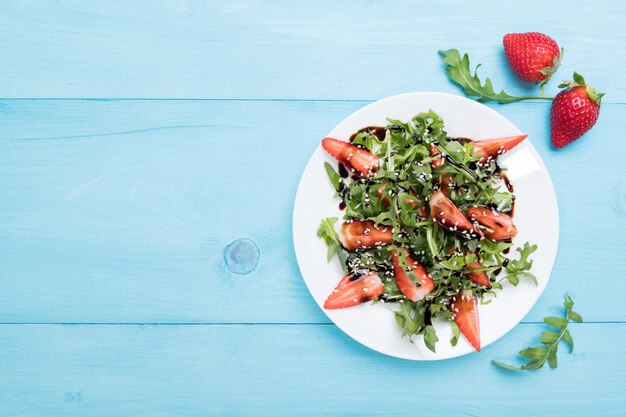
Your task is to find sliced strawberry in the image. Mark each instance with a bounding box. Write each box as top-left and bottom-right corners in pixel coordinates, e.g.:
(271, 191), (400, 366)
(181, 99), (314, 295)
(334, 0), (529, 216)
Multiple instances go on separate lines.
(390, 248), (435, 302)
(429, 190), (483, 240)
(324, 270), (384, 310)
(471, 135), (527, 164)
(375, 182), (428, 219)
(466, 262), (490, 288)
(339, 220), (393, 251)
(429, 144), (445, 168)
(322, 137), (380, 178)
(451, 290), (481, 352)
(466, 206), (518, 242)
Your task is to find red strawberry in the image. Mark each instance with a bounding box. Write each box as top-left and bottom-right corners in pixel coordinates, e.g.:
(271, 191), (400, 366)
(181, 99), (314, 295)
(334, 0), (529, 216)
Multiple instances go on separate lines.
(339, 220), (393, 251)
(451, 290), (481, 352)
(324, 270), (384, 310)
(503, 32), (562, 84)
(550, 72), (603, 148)
(471, 135), (527, 164)
(429, 144), (445, 168)
(322, 137), (380, 178)
(429, 190), (483, 240)
(390, 248), (435, 302)
(466, 206), (517, 242)
(466, 262), (490, 288)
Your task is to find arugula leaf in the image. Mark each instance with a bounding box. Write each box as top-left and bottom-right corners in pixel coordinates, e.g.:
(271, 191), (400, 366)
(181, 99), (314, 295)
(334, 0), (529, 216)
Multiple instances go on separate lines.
(324, 162), (341, 192)
(394, 301), (425, 338)
(492, 293), (583, 371)
(503, 243), (538, 286)
(423, 325), (439, 353)
(438, 49), (553, 104)
(317, 217), (341, 262)
(450, 320), (460, 347)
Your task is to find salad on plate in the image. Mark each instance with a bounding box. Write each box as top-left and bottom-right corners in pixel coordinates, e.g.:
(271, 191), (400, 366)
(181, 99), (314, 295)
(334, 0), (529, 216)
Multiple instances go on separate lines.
(317, 110), (537, 352)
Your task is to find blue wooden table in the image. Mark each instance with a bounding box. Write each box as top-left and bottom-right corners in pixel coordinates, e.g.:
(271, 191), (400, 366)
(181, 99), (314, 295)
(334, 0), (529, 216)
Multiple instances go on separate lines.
(1, 1), (625, 415)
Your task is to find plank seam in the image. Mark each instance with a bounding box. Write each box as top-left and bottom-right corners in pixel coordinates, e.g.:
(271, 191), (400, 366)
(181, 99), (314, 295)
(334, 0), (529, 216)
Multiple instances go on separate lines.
(0, 98), (624, 104)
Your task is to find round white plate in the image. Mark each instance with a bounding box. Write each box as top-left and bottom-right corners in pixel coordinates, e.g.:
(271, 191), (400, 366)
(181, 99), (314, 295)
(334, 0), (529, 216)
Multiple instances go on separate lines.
(293, 92), (559, 360)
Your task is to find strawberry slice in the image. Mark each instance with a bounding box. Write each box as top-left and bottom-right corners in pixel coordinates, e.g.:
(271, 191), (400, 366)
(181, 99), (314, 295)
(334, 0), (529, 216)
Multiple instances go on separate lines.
(322, 137), (380, 178)
(471, 135), (527, 164)
(466, 206), (518, 242)
(339, 220), (393, 251)
(466, 261), (490, 287)
(451, 290), (481, 351)
(376, 181), (427, 219)
(429, 144), (445, 168)
(429, 190), (483, 240)
(324, 270), (384, 310)
(391, 248), (435, 301)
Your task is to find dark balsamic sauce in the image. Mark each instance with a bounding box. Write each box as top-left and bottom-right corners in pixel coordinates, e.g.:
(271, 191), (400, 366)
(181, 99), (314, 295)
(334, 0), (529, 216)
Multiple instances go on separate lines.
(500, 173), (514, 193)
(444, 155), (478, 181)
(424, 302), (433, 326)
(498, 173), (515, 219)
(347, 269), (370, 281)
(349, 126), (386, 143)
(338, 163), (349, 178)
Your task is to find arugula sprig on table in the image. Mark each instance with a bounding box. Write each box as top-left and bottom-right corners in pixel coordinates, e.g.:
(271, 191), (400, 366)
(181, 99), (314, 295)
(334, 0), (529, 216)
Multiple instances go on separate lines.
(439, 49), (554, 104)
(493, 293), (582, 371)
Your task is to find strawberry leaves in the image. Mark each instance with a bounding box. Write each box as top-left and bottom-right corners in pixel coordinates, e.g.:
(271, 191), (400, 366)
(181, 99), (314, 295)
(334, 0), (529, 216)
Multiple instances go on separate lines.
(439, 49), (553, 104)
(558, 72), (605, 106)
(492, 293), (582, 371)
(538, 47), (564, 93)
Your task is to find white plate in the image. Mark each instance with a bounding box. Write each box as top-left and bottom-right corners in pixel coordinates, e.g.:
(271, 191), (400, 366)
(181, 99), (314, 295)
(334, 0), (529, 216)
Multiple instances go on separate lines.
(293, 92), (558, 360)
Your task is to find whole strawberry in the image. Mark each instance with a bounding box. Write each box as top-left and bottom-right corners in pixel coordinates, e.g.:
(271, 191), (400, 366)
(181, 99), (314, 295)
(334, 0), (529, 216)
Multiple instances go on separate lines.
(551, 72), (604, 148)
(503, 32), (562, 84)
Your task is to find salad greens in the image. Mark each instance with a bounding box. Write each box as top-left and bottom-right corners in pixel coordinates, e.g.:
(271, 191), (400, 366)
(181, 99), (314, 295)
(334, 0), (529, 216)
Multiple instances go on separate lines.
(319, 110), (537, 352)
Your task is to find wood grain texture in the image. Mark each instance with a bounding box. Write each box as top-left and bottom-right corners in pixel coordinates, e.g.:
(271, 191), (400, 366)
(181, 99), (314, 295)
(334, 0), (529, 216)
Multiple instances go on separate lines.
(0, 0), (622, 101)
(1, 2), (624, 414)
(0, 323), (623, 417)
(1, 100), (623, 323)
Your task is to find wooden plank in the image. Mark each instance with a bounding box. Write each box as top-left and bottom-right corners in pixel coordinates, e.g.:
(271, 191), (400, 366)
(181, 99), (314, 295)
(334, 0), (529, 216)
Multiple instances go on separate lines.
(0, 0), (622, 101)
(0, 323), (623, 416)
(0, 100), (623, 323)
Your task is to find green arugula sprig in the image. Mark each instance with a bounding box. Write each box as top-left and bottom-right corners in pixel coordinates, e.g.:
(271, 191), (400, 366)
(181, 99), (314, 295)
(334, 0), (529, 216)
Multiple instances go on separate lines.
(317, 217), (341, 262)
(493, 293), (582, 371)
(317, 217), (349, 271)
(439, 49), (554, 104)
